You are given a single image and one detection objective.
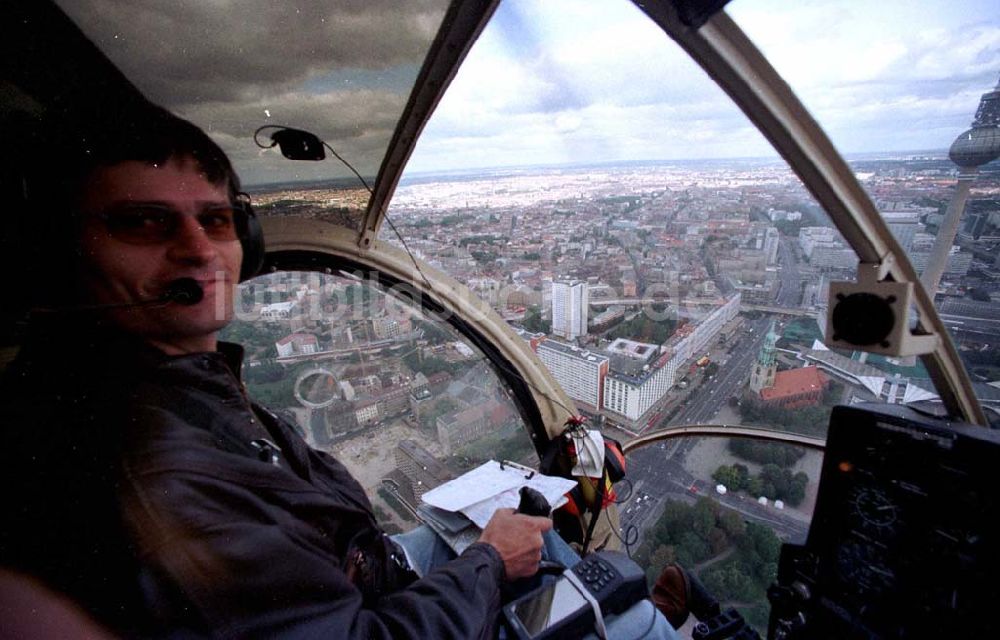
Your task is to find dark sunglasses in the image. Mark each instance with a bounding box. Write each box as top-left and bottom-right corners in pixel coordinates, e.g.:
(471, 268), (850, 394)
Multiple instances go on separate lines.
(92, 198), (251, 245)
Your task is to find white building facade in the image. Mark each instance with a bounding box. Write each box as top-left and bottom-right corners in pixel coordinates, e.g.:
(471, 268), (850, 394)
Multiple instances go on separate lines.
(536, 339), (608, 409)
(551, 279), (589, 340)
(603, 339), (679, 422)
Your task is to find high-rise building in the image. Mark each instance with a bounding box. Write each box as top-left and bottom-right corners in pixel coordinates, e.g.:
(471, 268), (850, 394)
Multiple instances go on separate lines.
(764, 227), (780, 266)
(551, 279), (588, 339)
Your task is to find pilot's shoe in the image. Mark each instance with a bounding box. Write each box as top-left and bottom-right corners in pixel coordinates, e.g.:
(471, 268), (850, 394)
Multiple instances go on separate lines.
(652, 563), (721, 629)
(651, 564), (691, 628)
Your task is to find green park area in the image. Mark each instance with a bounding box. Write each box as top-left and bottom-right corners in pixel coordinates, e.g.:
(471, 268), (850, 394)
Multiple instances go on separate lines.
(633, 497), (780, 634)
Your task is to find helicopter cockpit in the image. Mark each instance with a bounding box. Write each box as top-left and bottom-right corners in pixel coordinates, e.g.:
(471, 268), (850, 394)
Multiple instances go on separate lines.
(2, 1), (999, 638)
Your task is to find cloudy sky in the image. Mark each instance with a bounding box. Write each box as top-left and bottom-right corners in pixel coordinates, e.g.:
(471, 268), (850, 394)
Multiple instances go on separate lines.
(59, 0), (999, 185)
(408, 0), (1000, 173)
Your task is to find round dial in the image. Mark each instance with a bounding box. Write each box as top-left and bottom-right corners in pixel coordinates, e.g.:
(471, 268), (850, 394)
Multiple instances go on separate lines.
(835, 539), (896, 596)
(849, 487), (899, 529)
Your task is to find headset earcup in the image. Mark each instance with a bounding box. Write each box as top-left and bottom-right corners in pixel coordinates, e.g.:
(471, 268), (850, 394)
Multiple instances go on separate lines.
(239, 203), (265, 282)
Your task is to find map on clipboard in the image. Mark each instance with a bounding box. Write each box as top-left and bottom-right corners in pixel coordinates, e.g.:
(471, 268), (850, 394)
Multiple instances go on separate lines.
(417, 460), (577, 554)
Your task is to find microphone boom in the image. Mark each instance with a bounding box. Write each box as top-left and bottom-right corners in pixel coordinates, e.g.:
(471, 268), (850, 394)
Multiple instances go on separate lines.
(33, 278), (205, 313)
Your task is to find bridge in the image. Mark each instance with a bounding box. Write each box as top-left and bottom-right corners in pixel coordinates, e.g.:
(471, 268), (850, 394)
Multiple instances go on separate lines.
(740, 304), (822, 318)
(589, 297), (821, 319)
(589, 297), (728, 307)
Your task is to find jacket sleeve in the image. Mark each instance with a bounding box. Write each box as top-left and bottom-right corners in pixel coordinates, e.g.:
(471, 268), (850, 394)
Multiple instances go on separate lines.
(121, 450), (506, 640)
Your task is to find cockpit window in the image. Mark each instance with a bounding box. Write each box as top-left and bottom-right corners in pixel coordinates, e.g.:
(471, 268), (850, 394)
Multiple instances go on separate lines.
(373, 0), (993, 632)
(220, 269), (537, 534)
(728, 0), (1000, 424)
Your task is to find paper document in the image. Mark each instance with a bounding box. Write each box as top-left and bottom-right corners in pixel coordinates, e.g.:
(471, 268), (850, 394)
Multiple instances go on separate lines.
(420, 460), (526, 512)
(461, 487), (570, 529)
(418, 459), (577, 546)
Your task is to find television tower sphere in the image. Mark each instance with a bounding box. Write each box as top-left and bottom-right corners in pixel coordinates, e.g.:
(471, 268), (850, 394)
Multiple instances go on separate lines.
(949, 76), (1000, 168)
(949, 127), (1000, 168)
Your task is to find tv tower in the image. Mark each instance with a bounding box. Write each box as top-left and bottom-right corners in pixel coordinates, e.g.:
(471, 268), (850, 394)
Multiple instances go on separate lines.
(921, 76), (1000, 296)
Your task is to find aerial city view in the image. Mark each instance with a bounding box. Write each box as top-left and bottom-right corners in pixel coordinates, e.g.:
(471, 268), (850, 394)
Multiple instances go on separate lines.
(218, 78), (1000, 632)
(7, 0), (999, 637)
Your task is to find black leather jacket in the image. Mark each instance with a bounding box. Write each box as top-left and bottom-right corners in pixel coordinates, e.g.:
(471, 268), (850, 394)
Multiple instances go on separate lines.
(1, 324), (504, 638)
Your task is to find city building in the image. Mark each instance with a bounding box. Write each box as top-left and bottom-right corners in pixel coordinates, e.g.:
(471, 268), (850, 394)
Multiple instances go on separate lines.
(536, 339), (609, 410)
(663, 294), (741, 366)
(275, 332), (319, 358)
(749, 322), (828, 407)
(372, 315), (410, 339)
(354, 399), (379, 426)
(435, 399), (515, 454)
(395, 439), (453, 500)
(809, 245), (856, 270)
(759, 366), (829, 409)
(908, 247), (973, 278)
(798, 227), (837, 258)
(511, 326), (548, 352)
(551, 279), (589, 339)
(315, 398), (359, 444)
(733, 280), (777, 305)
(590, 307), (626, 333)
(767, 208), (802, 222)
(603, 339), (679, 426)
(371, 385), (410, 418)
(259, 300), (298, 320)
(882, 210), (922, 252)
(764, 227), (780, 265)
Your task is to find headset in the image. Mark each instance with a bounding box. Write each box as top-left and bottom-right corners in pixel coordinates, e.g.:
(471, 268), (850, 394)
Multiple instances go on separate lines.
(236, 194), (265, 282)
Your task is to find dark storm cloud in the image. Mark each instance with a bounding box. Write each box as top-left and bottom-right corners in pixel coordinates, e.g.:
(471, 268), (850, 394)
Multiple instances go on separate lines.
(182, 88), (406, 144)
(54, 0), (448, 183)
(181, 87), (407, 179)
(56, 0), (446, 106)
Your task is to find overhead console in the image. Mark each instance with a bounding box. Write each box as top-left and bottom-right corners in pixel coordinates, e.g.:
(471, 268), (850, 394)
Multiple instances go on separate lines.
(768, 403), (1000, 639)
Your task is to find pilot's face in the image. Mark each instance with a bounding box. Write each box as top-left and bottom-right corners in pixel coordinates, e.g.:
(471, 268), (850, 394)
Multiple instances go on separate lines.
(76, 158), (243, 355)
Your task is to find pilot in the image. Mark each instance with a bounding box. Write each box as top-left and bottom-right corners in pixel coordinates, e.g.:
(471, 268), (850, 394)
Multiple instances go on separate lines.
(0, 107), (679, 639)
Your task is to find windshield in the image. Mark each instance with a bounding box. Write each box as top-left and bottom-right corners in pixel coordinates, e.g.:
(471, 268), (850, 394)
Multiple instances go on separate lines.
(375, 0), (997, 633)
(729, 0), (1000, 422)
(43, 0), (999, 636)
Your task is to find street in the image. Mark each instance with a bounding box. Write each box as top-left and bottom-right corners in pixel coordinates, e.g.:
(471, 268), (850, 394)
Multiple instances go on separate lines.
(619, 312), (810, 546)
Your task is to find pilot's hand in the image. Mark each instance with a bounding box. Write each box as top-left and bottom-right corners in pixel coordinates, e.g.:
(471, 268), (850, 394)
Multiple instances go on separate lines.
(478, 508), (553, 581)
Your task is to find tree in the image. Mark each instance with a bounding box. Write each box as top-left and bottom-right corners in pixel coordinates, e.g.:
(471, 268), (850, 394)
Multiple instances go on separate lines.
(729, 439), (805, 468)
(733, 464), (750, 488)
(708, 528), (729, 555)
(649, 544), (677, 581)
(718, 509), (746, 539)
(691, 499), (717, 537)
(713, 465), (739, 489)
(677, 531), (711, 566)
(703, 564), (756, 602)
(657, 500), (694, 544)
(521, 307), (547, 333)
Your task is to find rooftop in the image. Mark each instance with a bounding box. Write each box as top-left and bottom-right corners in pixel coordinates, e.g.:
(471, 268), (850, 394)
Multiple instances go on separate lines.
(538, 340), (610, 364)
(760, 366), (828, 402)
